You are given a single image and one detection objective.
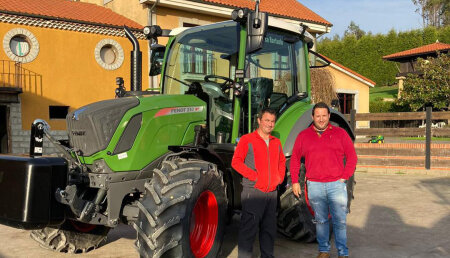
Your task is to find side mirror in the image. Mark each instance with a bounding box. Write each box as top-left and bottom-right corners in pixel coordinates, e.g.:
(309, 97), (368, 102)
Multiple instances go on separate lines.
(331, 99), (340, 110)
(309, 50), (331, 68)
(149, 44), (165, 76)
(246, 11), (268, 54)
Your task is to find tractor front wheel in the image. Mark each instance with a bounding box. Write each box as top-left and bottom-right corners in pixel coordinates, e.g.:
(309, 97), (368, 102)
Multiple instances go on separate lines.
(134, 159), (227, 258)
(30, 220), (110, 253)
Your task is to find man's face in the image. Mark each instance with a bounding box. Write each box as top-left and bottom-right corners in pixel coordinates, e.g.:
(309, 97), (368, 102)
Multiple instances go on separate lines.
(257, 112), (276, 135)
(312, 107), (330, 131)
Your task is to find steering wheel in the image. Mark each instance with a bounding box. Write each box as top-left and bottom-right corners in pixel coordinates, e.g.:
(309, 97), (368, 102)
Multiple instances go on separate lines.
(204, 75), (234, 90)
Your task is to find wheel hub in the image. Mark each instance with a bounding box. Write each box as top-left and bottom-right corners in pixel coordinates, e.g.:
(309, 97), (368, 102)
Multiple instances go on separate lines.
(190, 190), (218, 258)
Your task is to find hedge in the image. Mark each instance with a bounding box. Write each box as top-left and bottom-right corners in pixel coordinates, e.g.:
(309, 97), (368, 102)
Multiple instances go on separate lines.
(317, 26), (450, 87)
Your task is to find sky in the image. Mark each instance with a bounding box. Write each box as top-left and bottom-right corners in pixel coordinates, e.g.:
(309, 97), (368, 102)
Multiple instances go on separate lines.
(300, 0), (424, 38)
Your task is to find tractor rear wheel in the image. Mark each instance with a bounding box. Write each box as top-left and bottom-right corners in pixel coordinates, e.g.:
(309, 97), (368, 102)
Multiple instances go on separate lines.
(277, 168), (355, 243)
(277, 168), (316, 242)
(30, 220), (110, 253)
(134, 159), (227, 258)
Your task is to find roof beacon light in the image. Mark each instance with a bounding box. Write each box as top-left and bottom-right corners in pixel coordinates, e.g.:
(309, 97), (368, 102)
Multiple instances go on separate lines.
(299, 23), (309, 37)
(253, 0), (261, 29)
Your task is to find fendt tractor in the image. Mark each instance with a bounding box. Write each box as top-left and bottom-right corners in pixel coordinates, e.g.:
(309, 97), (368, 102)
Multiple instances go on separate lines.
(0, 2), (355, 257)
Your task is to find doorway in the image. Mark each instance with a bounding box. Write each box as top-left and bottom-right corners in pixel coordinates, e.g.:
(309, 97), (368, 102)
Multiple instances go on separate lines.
(337, 93), (355, 114)
(0, 105), (9, 153)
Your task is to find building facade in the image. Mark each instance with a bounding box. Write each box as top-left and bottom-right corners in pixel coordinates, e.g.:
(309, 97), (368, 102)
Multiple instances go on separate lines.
(0, 0), (148, 154)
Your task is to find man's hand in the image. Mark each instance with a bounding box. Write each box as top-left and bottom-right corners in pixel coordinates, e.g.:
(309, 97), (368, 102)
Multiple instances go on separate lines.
(292, 183), (301, 198)
(339, 179), (347, 183)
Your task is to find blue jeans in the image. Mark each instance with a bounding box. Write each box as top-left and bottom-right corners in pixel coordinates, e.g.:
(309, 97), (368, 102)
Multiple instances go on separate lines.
(307, 180), (348, 256)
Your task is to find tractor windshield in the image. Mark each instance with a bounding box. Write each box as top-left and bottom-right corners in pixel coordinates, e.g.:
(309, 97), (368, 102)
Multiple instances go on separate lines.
(245, 29), (308, 113)
(163, 21), (239, 96)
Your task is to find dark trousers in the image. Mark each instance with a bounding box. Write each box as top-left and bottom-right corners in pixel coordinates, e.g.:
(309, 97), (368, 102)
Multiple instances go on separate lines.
(238, 182), (278, 258)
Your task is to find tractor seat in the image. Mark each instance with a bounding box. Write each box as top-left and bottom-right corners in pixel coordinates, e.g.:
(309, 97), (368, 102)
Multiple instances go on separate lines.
(247, 77), (274, 114)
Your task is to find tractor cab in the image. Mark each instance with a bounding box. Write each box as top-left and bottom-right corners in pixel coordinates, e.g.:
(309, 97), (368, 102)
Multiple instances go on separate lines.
(149, 16), (313, 144)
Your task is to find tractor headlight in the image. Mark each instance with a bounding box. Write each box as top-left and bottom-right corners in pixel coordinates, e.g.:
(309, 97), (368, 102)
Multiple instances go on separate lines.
(143, 26), (151, 36)
(143, 25), (162, 39)
(231, 8), (249, 23)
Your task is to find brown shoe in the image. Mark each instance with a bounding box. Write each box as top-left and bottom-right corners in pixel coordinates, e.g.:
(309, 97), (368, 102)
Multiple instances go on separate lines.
(317, 253), (330, 258)
(338, 256), (349, 258)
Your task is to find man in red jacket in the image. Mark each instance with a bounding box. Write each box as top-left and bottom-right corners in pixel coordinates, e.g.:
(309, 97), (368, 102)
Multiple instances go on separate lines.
(232, 108), (286, 258)
(290, 102), (357, 258)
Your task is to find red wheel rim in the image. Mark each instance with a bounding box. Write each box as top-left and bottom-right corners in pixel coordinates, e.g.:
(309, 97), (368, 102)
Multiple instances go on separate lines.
(70, 220), (97, 233)
(190, 190), (218, 258)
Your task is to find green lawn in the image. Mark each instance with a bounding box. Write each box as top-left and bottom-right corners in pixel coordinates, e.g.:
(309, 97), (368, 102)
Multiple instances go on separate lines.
(369, 85), (398, 101)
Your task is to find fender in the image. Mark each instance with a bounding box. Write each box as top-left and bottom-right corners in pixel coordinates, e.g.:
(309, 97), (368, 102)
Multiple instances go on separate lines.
(168, 144), (239, 208)
(283, 108), (355, 157)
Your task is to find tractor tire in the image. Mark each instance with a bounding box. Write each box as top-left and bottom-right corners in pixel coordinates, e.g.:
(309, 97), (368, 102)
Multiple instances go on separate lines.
(134, 159), (227, 258)
(30, 220), (110, 253)
(277, 168), (355, 243)
(277, 168), (316, 242)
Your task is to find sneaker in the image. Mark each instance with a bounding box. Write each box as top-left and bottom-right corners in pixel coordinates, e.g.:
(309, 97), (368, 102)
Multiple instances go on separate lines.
(317, 253), (330, 258)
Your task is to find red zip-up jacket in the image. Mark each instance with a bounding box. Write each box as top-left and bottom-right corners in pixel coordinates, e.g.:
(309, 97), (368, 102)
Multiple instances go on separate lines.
(290, 124), (357, 183)
(232, 130), (286, 192)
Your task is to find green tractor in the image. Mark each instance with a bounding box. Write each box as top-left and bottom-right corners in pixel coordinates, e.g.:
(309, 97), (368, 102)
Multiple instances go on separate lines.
(368, 135), (384, 144)
(0, 2), (355, 257)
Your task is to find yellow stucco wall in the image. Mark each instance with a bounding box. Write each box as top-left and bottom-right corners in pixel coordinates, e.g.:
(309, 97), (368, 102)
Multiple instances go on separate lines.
(155, 6), (226, 45)
(0, 23), (148, 130)
(83, 0), (148, 26)
(327, 66), (371, 127)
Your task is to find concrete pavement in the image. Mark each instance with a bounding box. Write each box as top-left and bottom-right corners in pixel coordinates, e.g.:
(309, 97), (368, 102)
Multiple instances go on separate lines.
(0, 172), (449, 257)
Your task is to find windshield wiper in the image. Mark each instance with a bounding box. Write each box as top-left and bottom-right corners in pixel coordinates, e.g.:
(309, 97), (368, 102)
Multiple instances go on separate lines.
(165, 74), (191, 88)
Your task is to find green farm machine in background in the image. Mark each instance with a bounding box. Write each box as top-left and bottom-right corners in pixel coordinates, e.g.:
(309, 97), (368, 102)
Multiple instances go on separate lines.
(0, 1), (355, 257)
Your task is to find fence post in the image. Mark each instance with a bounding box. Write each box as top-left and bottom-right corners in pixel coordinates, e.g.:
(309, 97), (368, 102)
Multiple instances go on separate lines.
(350, 109), (356, 133)
(425, 107), (432, 170)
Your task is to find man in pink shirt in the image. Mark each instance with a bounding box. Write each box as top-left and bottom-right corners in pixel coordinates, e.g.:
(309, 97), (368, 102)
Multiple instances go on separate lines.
(290, 102), (357, 258)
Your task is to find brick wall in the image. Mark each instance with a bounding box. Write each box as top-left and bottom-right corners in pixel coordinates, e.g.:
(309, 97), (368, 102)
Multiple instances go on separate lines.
(9, 98), (68, 155)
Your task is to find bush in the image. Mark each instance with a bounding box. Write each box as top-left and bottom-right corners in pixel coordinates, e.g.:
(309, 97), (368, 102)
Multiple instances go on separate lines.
(369, 97), (393, 113)
(398, 53), (450, 111)
(317, 26), (450, 87)
(369, 97), (411, 113)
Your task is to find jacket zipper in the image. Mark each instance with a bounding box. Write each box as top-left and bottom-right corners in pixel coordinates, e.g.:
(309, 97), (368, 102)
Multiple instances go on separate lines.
(266, 138), (271, 192)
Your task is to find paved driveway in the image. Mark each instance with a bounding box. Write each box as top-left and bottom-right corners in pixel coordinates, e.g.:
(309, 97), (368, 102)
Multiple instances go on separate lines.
(0, 172), (449, 257)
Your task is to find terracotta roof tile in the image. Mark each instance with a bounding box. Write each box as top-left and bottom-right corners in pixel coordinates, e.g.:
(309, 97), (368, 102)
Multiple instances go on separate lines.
(383, 42), (450, 60)
(319, 53), (376, 86)
(0, 0), (142, 29)
(201, 0), (331, 26)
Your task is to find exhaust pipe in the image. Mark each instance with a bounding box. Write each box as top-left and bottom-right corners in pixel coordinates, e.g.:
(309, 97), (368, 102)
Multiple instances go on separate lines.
(124, 26), (142, 92)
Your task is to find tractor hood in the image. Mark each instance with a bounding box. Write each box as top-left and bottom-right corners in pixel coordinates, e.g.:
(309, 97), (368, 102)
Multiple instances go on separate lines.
(67, 94), (206, 171)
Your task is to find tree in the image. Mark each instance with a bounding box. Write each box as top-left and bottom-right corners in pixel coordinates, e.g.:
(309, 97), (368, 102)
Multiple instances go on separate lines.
(412, 0), (450, 27)
(399, 53), (450, 111)
(344, 21), (366, 39)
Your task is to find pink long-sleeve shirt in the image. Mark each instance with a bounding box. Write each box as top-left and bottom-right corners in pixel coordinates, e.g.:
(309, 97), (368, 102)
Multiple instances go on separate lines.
(290, 124), (357, 183)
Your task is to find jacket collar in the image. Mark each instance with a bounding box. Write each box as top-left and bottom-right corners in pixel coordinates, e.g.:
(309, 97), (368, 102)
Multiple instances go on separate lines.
(309, 123), (333, 134)
(252, 130), (275, 141)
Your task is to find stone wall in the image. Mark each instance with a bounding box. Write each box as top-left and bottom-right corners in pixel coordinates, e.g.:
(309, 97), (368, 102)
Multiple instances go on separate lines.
(9, 99), (68, 155)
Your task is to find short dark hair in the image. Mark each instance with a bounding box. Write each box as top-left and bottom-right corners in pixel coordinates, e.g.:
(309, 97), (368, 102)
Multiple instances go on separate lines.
(312, 102), (330, 116)
(258, 107), (277, 119)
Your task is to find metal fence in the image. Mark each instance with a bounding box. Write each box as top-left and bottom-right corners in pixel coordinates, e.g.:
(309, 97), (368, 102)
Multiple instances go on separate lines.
(0, 60), (42, 93)
(345, 109), (450, 169)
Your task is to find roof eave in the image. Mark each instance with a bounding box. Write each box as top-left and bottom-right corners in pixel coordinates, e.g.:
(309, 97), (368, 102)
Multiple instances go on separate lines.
(383, 49), (450, 61)
(0, 9), (142, 31)
(329, 63), (375, 88)
(140, 0), (331, 33)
